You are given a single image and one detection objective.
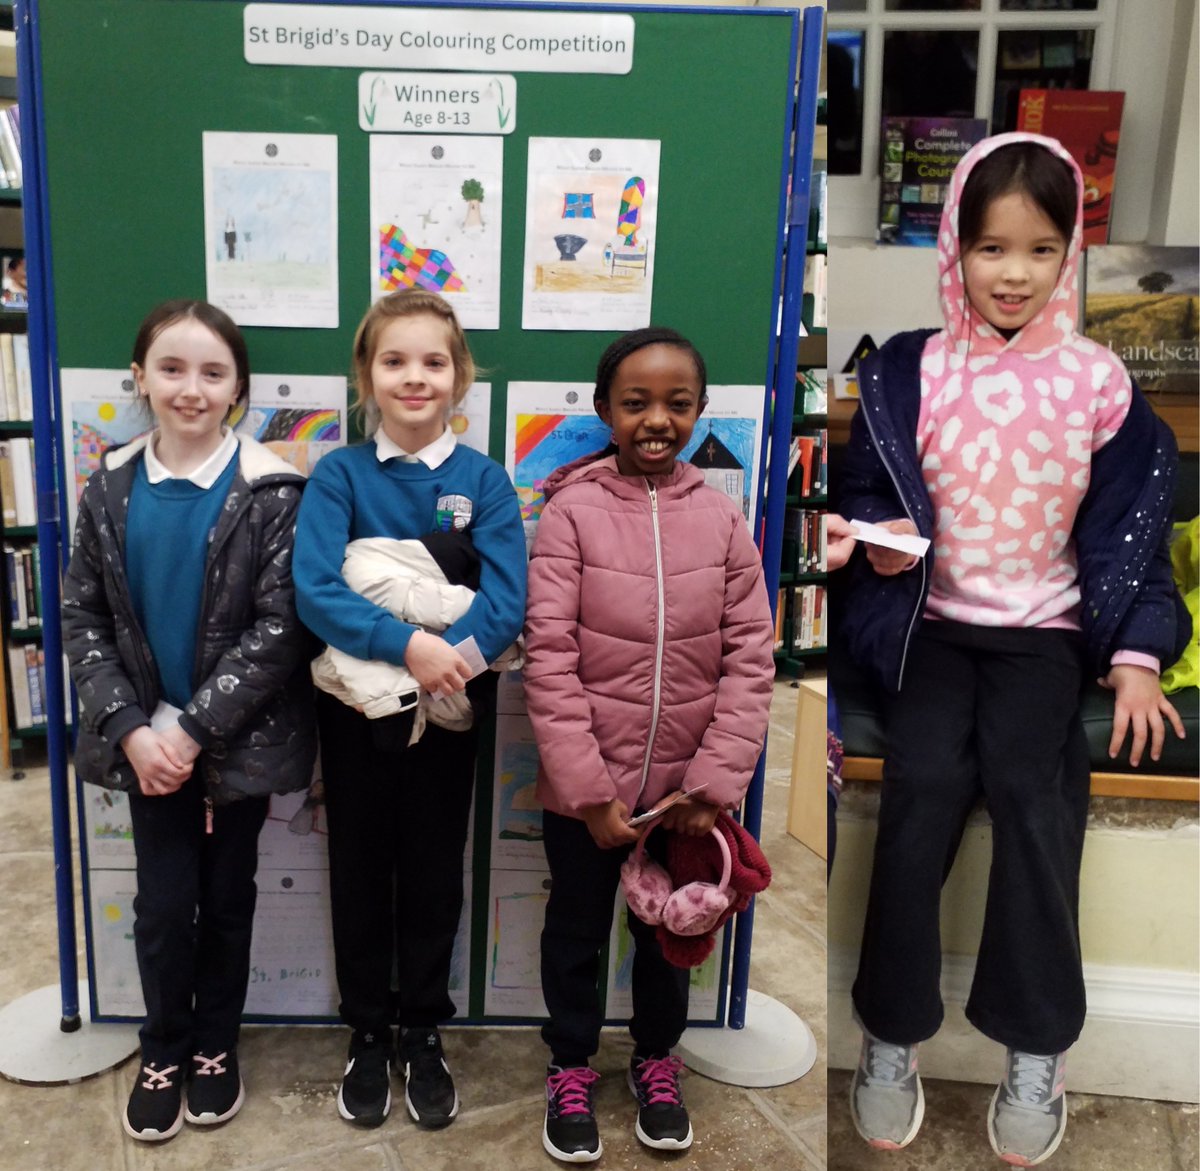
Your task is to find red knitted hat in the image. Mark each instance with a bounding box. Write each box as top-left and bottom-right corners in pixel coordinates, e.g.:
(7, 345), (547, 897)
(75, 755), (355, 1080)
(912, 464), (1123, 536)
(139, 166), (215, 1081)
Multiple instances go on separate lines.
(656, 812), (771, 969)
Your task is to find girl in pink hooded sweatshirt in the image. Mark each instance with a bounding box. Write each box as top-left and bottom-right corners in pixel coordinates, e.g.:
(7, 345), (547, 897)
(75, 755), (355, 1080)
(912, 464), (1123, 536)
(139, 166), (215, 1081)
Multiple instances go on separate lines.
(523, 327), (775, 1164)
(840, 134), (1189, 1166)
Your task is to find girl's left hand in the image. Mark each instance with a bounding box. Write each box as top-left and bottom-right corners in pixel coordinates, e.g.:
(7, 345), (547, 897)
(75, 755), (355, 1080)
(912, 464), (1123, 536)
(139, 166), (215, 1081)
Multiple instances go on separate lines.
(1102, 664), (1186, 767)
(405, 630), (473, 696)
(658, 795), (720, 837)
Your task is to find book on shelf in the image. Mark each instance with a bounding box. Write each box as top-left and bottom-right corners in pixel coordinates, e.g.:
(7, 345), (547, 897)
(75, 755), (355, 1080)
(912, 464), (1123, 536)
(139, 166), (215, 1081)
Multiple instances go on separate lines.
(11, 333), (31, 421)
(1017, 89), (1124, 247)
(799, 368), (828, 416)
(7, 644), (31, 727)
(803, 253), (827, 329)
(4, 544), (24, 629)
(0, 333), (18, 420)
(24, 642), (44, 724)
(0, 252), (25, 310)
(878, 116), (988, 247)
(0, 442), (15, 526)
(773, 588), (786, 653)
(1083, 244), (1198, 397)
(0, 103), (20, 190)
(788, 583), (827, 653)
(8, 437), (35, 526)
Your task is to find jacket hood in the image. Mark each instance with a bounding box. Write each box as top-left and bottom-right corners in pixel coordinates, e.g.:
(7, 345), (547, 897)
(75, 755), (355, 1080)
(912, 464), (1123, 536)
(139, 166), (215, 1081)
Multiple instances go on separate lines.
(542, 448), (706, 500)
(937, 131), (1083, 356)
(103, 431), (306, 486)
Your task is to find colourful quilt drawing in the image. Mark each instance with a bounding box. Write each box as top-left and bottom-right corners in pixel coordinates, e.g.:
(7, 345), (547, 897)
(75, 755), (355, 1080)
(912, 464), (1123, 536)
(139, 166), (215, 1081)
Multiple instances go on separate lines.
(616, 178), (645, 245)
(379, 224), (466, 294)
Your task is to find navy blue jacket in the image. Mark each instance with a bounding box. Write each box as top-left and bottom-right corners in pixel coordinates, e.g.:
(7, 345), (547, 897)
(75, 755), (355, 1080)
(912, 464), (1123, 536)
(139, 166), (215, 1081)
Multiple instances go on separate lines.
(839, 329), (1190, 693)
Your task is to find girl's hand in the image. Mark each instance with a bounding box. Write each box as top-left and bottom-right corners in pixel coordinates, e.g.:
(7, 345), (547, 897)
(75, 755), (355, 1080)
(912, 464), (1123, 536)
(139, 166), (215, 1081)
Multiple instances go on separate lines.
(581, 799), (641, 849)
(825, 513), (857, 573)
(866, 519), (922, 577)
(1102, 664), (1186, 767)
(658, 794), (720, 838)
(160, 723), (201, 769)
(404, 630), (473, 696)
(121, 726), (191, 796)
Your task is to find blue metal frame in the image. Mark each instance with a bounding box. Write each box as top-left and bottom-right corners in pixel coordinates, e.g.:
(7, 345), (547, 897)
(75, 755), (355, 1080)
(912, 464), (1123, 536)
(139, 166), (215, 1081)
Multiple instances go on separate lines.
(728, 4), (824, 1032)
(19, 0), (820, 1038)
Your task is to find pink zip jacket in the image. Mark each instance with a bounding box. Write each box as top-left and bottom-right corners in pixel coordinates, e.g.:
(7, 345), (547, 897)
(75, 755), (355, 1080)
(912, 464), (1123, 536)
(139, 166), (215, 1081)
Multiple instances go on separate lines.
(524, 451), (775, 820)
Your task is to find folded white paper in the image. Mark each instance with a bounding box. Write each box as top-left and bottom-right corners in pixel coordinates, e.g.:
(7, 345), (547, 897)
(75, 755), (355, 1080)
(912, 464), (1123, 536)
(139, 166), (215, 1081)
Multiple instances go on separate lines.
(430, 635), (489, 701)
(849, 519), (930, 558)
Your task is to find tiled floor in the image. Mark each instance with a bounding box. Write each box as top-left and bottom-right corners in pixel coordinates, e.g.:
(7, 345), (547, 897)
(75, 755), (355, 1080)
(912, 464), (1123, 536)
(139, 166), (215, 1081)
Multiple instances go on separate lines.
(0, 682), (826, 1171)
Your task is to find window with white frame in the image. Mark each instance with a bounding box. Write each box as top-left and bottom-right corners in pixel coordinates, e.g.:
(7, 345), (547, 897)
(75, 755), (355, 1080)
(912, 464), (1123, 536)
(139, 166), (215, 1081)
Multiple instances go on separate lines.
(827, 0), (1120, 240)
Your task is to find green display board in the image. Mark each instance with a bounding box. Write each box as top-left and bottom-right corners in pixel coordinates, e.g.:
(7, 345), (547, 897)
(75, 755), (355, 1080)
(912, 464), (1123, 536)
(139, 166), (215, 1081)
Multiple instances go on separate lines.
(29, 0), (800, 1023)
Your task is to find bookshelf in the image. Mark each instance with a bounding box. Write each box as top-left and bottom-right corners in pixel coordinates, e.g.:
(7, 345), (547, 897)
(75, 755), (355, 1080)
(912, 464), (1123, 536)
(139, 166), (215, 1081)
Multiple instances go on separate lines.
(775, 102), (828, 679)
(0, 9), (36, 771)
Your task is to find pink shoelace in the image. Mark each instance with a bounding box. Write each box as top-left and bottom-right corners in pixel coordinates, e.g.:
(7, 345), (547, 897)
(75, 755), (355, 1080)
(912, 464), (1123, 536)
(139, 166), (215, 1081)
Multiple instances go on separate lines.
(138, 1063), (179, 1091)
(192, 1053), (229, 1077)
(547, 1065), (601, 1116)
(634, 1055), (684, 1106)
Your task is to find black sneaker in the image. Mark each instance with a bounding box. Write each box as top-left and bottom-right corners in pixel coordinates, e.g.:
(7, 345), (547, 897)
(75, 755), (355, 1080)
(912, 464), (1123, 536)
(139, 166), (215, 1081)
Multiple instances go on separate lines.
(399, 1028), (459, 1128)
(543, 1064), (602, 1163)
(123, 1060), (185, 1142)
(338, 1031), (393, 1128)
(185, 1049), (245, 1126)
(628, 1054), (693, 1151)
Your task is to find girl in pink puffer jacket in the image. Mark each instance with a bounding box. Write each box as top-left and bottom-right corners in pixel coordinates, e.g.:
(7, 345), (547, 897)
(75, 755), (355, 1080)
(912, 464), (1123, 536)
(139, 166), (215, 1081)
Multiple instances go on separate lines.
(523, 327), (775, 1164)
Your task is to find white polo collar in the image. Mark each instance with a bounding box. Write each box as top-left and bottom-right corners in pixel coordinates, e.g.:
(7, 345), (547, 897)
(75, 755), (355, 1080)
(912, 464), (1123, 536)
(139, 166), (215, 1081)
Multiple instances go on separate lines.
(144, 429), (238, 487)
(375, 426), (456, 469)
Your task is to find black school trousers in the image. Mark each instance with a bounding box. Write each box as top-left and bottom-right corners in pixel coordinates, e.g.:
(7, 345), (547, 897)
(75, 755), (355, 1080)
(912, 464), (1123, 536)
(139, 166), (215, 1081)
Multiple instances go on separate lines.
(540, 810), (691, 1068)
(851, 619), (1090, 1056)
(128, 773), (269, 1066)
(318, 691), (477, 1037)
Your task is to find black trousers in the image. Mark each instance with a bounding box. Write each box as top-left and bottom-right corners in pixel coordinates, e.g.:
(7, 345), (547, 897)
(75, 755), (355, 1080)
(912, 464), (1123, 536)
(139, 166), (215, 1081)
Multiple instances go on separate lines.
(318, 692), (477, 1036)
(128, 774), (268, 1065)
(540, 810), (690, 1068)
(852, 620), (1090, 1055)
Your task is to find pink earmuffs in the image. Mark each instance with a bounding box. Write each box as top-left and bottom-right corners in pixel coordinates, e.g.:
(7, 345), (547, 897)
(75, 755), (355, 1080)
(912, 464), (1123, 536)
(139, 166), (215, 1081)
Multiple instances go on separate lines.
(620, 826), (735, 936)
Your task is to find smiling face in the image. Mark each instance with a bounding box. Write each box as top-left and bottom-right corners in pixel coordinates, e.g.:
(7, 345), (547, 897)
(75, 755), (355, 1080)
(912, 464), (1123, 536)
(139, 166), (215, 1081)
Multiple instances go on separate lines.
(367, 312), (458, 452)
(597, 343), (705, 478)
(132, 317), (241, 457)
(961, 191), (1067, 334)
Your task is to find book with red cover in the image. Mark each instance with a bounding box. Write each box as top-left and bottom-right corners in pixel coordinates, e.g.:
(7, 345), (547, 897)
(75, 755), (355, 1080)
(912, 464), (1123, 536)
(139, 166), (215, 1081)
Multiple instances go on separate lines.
(1016, 89), (1124, 247)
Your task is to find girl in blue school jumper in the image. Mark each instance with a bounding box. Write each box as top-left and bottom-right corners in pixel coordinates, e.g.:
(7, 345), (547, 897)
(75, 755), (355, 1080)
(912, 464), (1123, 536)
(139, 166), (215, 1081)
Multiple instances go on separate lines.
(62, 299), (316, 1143)
(293, 289), (526, 1134)
(838, 133), (1189, 1166)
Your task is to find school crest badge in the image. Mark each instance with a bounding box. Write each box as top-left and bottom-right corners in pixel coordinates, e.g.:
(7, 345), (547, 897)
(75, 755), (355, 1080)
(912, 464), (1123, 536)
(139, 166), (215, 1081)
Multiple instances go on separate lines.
(435, 494), (473, 532)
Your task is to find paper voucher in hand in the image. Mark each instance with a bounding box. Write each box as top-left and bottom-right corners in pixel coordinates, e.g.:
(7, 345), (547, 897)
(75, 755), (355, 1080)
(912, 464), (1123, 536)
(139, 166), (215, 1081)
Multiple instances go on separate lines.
(849, 520), (930, 558)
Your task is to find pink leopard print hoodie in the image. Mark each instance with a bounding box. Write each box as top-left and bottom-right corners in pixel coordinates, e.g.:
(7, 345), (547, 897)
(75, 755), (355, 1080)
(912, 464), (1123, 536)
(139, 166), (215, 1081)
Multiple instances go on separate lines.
(917, 131), (1133, 632)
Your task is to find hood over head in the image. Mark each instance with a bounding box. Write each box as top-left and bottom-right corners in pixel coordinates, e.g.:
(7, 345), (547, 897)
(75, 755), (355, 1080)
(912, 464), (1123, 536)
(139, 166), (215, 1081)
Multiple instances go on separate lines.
(936, 131), (1083, 356)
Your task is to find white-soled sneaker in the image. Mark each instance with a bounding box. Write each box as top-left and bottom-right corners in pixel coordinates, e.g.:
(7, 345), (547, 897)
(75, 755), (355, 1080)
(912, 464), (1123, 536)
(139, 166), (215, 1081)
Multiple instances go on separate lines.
(987, 1049), (1068, 1167)
(848, 1031), (924, 1150)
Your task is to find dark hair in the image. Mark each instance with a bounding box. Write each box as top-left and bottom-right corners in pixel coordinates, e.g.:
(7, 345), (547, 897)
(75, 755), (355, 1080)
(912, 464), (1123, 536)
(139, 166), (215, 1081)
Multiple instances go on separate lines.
(958, 142), (1076, 251)
(593, 326), (708, 407)
(131, 299), (250, 406)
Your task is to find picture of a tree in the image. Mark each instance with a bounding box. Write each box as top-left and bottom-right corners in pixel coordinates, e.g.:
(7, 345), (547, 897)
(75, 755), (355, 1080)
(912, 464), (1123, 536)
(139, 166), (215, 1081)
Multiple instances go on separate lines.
(461, 178), (485, 229)
(1137, 270), (1175, 294)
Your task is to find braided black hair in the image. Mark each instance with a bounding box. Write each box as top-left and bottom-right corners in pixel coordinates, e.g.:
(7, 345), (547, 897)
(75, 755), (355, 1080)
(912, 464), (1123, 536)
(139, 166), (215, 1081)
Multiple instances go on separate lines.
(593, 326), (708, 409)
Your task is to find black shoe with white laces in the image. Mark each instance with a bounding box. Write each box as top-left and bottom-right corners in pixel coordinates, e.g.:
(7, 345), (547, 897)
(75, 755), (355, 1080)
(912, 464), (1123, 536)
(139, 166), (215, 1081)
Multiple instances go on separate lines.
(123, 1060), (185, 1142)
(338, 1031), (393, 1128)
(185, 1049), (244, 1126)
(400, 1028), (459, 1128)
(628, 1054), (693, 1150)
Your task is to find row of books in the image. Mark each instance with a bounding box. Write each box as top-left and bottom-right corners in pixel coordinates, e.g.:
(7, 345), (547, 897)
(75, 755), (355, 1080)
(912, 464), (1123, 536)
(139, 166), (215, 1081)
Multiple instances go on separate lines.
(798, 367), (828, 416)
(879, 88), (1125, 247)
(783, 508), (827, 577)
(0, 332), (33, 418)
(5, 644), (70, 730)
(4, 541), (41, 630)
(787, 429), (828, 499)
(0, 104), (22, 190)
(773, 584), (827, 655)
(0, 437), (35, 527)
